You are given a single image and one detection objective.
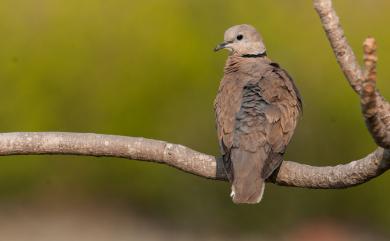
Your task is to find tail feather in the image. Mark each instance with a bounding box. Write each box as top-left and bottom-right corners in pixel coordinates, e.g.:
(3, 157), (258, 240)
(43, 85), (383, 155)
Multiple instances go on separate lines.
(231, 180), (265, 204)
(230, 148), (267, 204)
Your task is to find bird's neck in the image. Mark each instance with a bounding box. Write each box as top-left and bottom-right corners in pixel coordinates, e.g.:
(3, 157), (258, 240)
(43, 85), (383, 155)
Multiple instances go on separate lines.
(224, 55), (270, 74)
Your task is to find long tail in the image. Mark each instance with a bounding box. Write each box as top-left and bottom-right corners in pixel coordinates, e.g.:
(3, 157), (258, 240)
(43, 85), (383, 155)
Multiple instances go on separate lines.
(230, 148), (266, 204)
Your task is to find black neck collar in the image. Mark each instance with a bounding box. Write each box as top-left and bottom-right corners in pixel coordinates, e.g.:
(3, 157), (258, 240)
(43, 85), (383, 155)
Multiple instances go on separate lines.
(241, 52), (267, 58)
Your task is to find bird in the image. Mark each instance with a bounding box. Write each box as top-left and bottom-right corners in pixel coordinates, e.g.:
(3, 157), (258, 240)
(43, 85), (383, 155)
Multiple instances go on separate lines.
(214, 24), (302, 204)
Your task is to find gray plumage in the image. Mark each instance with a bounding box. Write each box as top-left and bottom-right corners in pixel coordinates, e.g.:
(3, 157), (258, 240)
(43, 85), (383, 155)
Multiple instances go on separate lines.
(214, 24), (302, 204)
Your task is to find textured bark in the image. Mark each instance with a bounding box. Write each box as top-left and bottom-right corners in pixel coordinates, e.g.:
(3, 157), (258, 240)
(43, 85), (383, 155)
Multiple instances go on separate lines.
(274, 148), (390, 188)
(0, 132), (389, 188)
(0, 132), (218, 179)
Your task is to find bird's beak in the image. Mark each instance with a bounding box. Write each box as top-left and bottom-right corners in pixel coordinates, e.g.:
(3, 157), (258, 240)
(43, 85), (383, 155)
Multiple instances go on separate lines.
(214, 42), (229, 52)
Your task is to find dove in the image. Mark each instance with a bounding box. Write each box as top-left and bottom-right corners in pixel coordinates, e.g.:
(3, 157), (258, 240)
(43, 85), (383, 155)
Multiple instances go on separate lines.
(214, 24), (302, 204)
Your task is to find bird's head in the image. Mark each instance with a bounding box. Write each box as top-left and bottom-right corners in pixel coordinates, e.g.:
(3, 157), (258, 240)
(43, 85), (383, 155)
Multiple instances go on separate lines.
(214, 24), (266, 57)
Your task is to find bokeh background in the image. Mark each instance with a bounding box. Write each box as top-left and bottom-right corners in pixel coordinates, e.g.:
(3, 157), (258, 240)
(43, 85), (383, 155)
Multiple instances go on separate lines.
(0, 0), (390, 240)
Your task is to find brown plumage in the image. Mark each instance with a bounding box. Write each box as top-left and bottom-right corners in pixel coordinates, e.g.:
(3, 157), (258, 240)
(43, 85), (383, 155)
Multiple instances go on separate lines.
(214, 24), (302, 204)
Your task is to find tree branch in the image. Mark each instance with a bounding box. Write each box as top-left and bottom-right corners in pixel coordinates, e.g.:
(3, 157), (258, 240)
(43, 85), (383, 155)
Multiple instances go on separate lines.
(0, 0), (388, 192)
(313, 0), (363, 93)
(0, 132), (389, 188)
(360, 38), (390, 148)
(313, 0), (390, 149)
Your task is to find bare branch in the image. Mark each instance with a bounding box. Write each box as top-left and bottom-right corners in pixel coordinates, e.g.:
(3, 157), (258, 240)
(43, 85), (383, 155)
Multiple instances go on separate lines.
(314, 0), (390, 149)
(0, 132), (388, 188)
(0, 132), (219, 179)
(313, 0), (364, 93)
(274, 148), (390, 188)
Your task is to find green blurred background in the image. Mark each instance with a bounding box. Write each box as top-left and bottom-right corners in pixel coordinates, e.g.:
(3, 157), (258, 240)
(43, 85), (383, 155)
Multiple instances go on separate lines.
(0, 0), (390, 240)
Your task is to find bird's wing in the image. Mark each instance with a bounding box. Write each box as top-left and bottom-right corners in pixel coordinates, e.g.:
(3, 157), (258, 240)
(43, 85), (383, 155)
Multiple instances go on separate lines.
(260, 63), (302, 178)
(270, 62), (303, 114)
(214, 75), (246, 181)
(232, 64), (301, 181)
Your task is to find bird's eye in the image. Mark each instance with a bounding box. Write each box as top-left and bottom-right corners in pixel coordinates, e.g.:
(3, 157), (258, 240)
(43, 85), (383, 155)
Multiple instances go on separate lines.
(236, 34), (243, 41)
